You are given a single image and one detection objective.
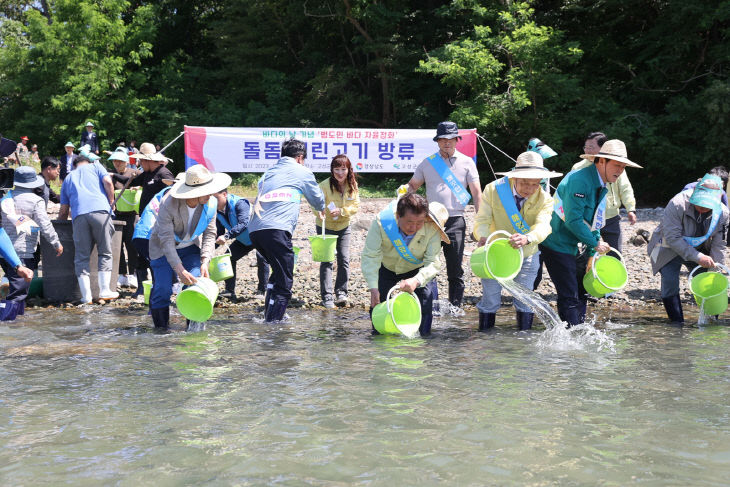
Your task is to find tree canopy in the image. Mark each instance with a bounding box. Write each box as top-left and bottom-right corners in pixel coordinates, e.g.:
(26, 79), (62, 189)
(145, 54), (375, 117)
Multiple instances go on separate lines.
(1, 0), (728, 203)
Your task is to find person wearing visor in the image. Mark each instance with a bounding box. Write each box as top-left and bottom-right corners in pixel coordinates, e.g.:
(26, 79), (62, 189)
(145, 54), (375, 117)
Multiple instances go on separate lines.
(361, 193), (449, 337)
(540, 139), (642, 327)
(473, 152), (561, 331)
(648, 173), (729, 324)
(148, 165), (231, 329)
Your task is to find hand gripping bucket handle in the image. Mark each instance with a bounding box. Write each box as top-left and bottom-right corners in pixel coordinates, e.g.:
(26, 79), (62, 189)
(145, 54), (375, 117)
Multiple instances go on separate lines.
(589, 247), (625, 291)
(385, 285), (420, 339)
(689, 263), (730, 315)
(485, 230), (523, 280)
(688, 263), (730, 283)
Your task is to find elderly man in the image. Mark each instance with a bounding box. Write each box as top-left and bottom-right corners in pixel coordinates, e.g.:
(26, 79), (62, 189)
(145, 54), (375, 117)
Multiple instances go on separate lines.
(248, 139), (326, 322)
(648, 174), (729, 324)
(148, 165), (230, 329)
(572, 132), (637, 254)
(59, 142), (77, 181)
(58, 154), (118, 303)
(540, 139), (642, 327)
(407, 121), (481, 308)
(473, 152), (562, 331)
(361, 193), (449, 337)
(80, 122), (99, 155)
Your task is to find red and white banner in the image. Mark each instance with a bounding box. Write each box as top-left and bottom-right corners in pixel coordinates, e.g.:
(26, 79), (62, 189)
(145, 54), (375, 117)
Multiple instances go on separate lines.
(184, 126), (477, 173)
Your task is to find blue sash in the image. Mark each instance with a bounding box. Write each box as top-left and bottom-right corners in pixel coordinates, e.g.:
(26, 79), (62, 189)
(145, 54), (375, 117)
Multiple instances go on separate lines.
(494, 177), (530, 234)
(427, 153), (471, 206)
(684, 199), (721, 248)
(175, 198), (217, 244)
(133, 187), (171, 240)
(553, 169), (608, 231)
(217, 194), (252, 246)
(379, 200), (423, 265)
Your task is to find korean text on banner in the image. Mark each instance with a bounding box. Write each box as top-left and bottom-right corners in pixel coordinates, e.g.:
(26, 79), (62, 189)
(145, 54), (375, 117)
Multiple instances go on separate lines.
(184, 126), (477, 173)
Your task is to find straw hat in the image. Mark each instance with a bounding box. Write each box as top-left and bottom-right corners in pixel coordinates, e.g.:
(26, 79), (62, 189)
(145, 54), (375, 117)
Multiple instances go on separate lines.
(129, 142), (171, 163)
(168, 165), (232, 199)
(579, 139), (642, 168)
(427, 201), (451, 244)
(495, 151), (563, 179)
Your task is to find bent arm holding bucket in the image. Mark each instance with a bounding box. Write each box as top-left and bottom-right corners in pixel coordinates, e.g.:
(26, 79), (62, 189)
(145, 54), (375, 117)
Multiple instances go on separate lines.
(661, 197), (706, 264)
(562, 179), (601, 250)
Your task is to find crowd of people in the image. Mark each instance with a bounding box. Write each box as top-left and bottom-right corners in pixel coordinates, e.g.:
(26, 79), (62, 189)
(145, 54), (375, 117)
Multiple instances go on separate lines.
(0, 120), (727, 333)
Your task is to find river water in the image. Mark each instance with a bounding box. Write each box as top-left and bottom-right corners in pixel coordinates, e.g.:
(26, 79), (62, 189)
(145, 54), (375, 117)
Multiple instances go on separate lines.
(1, 306), (729, 486)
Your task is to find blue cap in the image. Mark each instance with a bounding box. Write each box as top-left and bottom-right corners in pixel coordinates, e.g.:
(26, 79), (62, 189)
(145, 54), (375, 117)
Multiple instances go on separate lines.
(689, 173), (723, 210)
(14, 166), (45, 189)
(527, 138), (558, 159)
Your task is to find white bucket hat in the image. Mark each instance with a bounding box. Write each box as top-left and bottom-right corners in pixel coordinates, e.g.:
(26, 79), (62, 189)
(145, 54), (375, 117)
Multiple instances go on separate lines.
(495, 151), (563, 179)
(580, 139), (642, 168)
(427, 201), (451, 244)
(169, 165), (232, 199)
(129, 142), (171, 163)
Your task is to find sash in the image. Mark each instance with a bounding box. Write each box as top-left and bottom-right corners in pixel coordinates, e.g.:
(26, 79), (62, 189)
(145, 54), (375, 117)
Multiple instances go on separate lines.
(175, 198), (217, 244)
(253, 173), (303, 218)
(683, 203), (721, 248)
(427, 153), (471, 206)
(553, 170), (608, 231)
(0, 192), (39, 235)
(133, 187), (171, 240)
(217, 193), (253, 246)
(494, 177), (530, 234)
(379, 200), (423, 265)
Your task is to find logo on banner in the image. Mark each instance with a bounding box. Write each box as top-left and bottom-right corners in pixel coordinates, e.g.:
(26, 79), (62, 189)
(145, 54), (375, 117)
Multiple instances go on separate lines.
(356, 162), (363, 171)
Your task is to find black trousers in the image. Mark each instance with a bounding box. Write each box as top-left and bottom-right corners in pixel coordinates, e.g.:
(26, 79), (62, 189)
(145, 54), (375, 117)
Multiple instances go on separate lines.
(442, 215), (466, 306)
(600, 215), (622, 256)
(0, 256), (37, 302)
(541, 244), (586, 327)
(116, 211), (138, 275)
(250, 229), (294, 301)
(224, 240), (270, 294)
(375, 265), (433, 337)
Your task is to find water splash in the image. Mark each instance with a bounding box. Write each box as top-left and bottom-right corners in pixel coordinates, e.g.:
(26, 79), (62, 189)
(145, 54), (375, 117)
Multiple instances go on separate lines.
(434, 299), (465, 317)
(497, 278), (562, 329)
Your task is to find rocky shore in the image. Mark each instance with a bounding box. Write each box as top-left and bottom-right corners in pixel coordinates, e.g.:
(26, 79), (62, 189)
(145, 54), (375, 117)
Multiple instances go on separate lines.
(27, 199), (730, 323)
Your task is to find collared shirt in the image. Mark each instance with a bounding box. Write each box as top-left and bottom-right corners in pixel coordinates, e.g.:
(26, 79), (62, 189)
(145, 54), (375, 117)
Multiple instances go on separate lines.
(595, 165), (607, 188)
(412, 149), (479, 217)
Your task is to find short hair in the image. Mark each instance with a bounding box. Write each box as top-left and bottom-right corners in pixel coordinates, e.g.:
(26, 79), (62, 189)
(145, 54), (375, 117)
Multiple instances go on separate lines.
(281, 138), (307, 159)
(40, 156), (60, 170)
(586, 131), (607, 147)
(709, 166), (729, 188)
(396, 193), (428, 217)
(74, 155), (91, 166)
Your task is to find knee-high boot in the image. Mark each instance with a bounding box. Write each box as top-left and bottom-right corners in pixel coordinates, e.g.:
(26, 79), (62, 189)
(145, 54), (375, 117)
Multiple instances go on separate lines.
(662, 295), (684, 324)
(516, 310), (534, 331)
(151, 307), (169, 328)
(478, 312), (495, 331)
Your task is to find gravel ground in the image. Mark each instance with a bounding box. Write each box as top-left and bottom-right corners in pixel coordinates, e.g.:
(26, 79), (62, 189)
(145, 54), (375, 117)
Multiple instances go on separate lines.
(28, 199), (730, 322)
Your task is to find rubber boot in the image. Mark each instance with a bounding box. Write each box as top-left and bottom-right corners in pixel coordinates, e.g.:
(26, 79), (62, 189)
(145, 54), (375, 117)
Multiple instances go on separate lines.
(0, 300), (21, 321)
(478, 312), (495, 331)
(265, 295), (289, 322)
(77, 275), (92, 304)
(516, 310), (534, 331)
(151, 307), (169, 328)
(98, 271), (119, 300)
(429, 280), (441, 316)
(450, 286), (464, 309)
(263, 283), (274, 316)
(662, 295), (684, 324)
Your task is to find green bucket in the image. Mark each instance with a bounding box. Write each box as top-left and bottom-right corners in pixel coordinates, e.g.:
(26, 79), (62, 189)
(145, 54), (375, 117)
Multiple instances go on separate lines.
(293, 246), (300, 273)
(142, 280), (152, 305)
(470, 230), (523, 280)
(309, 234), (338, 262)
(371, 286), (421, 338)
(28, 277), (43, 298)
(582, 247), (628, 298)
(177, 277), (219, 322)
(208, 254), (234, 282)
(689, 265), (729, 315)
(115, 188), (141, 213)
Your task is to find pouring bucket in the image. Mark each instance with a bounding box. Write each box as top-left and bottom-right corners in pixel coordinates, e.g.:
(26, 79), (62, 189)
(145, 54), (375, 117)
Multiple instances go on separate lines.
(115, 188), (141, 213)
(470, 231), (523, 280)
(583, 247), (628, 298)
(208, 254), (234, 282)
(371, 286), (422, 338)
(308, 232), (338, 262)
(176, 277), (219, 322)
(689, 264), (729, 315)
(142, 280), (152, 305)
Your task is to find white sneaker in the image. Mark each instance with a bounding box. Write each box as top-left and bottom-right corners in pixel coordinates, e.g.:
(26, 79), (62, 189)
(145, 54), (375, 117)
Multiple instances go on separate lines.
(126, 274), (138, 289)
(135, 294), (145, 304)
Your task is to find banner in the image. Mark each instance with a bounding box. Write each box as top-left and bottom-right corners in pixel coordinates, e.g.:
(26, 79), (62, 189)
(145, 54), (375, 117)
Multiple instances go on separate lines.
(184, 126), (477, 173)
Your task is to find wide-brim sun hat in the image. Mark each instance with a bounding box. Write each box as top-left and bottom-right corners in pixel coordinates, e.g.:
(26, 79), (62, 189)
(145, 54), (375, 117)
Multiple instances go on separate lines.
(580, 139), (642, 168)
(169, 165), (232, 199)
(64, 141), (75, 148)
(79, 144), (100, 161)
(689, 173), (723, 210)
(108, 147), (129, 164)
(527, 137), (558, 159)
(495, 151), (563, 179)
(427, 201), (451, 244)
(129, 142), (171, 163)
(13, 166), (45, 189)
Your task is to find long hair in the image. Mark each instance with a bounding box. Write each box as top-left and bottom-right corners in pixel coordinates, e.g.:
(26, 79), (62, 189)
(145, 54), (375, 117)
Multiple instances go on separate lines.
(329, 154), (358, 195)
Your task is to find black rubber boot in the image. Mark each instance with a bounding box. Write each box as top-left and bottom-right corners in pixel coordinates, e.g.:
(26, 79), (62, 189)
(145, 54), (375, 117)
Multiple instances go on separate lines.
(150, 307), (169, 328)
(134, 269), (147, 295)
(662, 295), (684, 324)
(516, 311), (534, 331)
(478, 312), (495, 331)
(265, 295), (289, 322)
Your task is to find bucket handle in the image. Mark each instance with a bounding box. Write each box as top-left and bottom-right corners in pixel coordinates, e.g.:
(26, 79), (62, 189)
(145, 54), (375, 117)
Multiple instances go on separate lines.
(689, 263), (730, 284)
(119, 190), (137, 207)
(589, 246), (624, 291)
(484, 231), (524, 280)
(386, 285), (420, 338)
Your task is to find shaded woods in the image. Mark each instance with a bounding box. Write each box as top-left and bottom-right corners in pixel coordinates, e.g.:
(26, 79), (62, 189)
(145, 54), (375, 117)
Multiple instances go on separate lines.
(1, 0), (728, 203)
